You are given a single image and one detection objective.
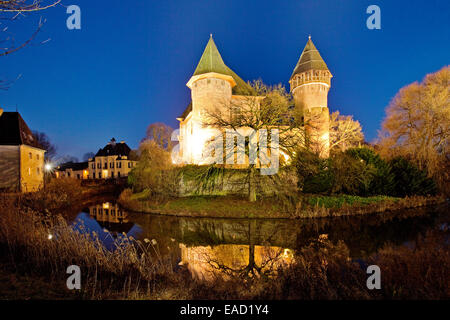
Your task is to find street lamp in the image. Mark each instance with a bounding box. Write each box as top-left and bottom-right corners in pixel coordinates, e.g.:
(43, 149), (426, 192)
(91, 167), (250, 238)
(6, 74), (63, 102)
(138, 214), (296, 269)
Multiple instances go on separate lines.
(44, 163), (53, 172)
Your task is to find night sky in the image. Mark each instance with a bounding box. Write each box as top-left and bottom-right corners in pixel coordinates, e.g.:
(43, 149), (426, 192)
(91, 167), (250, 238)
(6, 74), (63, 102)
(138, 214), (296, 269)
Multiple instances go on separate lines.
(1, 0), (449, 160)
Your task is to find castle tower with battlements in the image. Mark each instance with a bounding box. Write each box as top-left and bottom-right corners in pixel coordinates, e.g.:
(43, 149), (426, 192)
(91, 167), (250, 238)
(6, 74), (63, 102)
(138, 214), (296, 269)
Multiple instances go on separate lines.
(176, 35), (332, 164)
(289, 36), (332, 158)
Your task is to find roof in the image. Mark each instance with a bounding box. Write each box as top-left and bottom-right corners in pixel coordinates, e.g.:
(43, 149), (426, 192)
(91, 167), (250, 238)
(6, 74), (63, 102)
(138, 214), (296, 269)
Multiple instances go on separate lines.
(95, 139), (132, 158)
(180, 102), (192, 119)
(192, 36), (254, 96)
(290, 37), (329, 80)
(180, 36), (255, 119)
(57, 161), (88, 171)
(0, 111), (44, 149)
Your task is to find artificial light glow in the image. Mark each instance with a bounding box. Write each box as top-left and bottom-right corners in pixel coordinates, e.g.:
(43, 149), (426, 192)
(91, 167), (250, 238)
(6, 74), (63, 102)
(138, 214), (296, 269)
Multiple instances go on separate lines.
(48, 234), (53, 240)
(44, 163), (53, 171)
(188, 126), (218, 164)
(103, 202), (110, 209)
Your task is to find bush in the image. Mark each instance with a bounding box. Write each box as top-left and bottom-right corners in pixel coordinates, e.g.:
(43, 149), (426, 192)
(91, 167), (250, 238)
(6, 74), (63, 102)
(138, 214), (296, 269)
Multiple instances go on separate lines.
(388, 157), (437, 197)
(294, 148), (437, 198)
(294, 150), (333, 194)
(128, 140), (178, 199)
(330, 152), (373, 195)
(345, 147), (395, 195)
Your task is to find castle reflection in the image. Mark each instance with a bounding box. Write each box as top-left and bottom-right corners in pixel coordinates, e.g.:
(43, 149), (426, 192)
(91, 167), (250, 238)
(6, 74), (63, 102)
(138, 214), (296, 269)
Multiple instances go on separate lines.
(180, 244), (294, 280)
(75, 201), (446, 281)
(83, 202), (295, 280)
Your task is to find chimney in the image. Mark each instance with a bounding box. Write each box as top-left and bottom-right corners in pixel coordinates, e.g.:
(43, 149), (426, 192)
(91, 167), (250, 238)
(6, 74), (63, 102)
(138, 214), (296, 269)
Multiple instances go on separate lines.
(0, 108), (3, 117)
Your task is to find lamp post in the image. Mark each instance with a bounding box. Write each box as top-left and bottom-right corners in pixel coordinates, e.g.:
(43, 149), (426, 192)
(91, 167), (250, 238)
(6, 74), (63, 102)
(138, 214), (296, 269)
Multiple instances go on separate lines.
(44, 162), (53, 190)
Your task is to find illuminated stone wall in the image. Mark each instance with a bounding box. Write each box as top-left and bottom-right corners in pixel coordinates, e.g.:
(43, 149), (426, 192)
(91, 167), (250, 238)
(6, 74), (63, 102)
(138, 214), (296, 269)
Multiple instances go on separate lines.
(290, 70), (332, 158)
(19, 145), (45, 192)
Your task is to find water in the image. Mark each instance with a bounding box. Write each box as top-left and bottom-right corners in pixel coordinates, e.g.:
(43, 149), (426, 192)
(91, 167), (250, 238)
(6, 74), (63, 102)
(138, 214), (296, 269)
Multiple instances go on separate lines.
(69, 199), (449, 279)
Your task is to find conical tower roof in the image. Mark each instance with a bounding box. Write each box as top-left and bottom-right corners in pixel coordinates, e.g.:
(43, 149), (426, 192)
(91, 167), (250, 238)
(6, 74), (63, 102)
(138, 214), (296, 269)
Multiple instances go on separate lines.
(290, 37), (330, 79)
(190, 35), (254, 96)
(193, 35), (230, 76)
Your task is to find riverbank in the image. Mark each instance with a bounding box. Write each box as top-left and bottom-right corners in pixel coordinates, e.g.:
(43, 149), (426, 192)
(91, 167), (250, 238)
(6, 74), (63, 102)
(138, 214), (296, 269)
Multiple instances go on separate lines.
(118, 189), (446, 219)
(0, 190), (448, 300)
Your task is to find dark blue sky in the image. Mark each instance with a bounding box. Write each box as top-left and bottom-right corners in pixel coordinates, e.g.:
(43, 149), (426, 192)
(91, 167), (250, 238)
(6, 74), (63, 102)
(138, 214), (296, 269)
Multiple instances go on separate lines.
(1, 0), (449, 159)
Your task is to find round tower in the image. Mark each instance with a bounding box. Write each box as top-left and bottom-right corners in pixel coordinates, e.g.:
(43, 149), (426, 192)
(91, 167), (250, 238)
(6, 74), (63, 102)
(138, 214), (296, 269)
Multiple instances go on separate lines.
(289, 36), (332, 158)
(186, 35), (236, 118)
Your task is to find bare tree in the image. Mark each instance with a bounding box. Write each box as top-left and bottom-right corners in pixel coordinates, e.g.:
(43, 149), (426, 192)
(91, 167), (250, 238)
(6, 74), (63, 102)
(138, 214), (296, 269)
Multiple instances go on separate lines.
(143, 122), (174, 151)
(1, 1), (60, 89)
(82, 152), (95, 162)
(204, 80), (304, 202)
(329, 111), (364, 152)
(377, 65), (450, 191)
(32, 130), (56, 160)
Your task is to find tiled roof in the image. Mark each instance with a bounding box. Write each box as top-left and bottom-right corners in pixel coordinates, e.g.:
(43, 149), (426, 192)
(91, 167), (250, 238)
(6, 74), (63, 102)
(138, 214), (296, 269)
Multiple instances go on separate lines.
(291, 37), (329, 79)
(0, 111), (43, 149)
(57, 161), (88, 171)
(192, 36), (254, 96)
(95, 139), (132, 157)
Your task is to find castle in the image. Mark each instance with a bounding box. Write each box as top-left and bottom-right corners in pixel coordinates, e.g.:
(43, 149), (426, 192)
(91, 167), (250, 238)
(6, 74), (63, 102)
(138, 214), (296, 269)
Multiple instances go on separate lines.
(176, 35), (332, 165)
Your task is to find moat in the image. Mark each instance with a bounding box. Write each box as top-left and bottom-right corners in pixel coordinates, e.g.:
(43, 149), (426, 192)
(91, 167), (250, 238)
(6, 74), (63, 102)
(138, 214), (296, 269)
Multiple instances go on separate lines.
(67, 198), (449, 279)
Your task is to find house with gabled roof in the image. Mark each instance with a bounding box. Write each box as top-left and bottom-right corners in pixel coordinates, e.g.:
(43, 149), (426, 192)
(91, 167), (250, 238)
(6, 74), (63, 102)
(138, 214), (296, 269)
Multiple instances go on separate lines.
(88, 138), (137, 179)
(0, 108), (45, 192)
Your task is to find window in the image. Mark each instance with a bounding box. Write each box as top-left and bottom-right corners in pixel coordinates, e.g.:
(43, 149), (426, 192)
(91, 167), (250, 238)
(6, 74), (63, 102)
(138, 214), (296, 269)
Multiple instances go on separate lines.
(29, 153), (32, 159)
(128, 162), (131, 168)
(92, 163), (95, 169)
(111, 172), (115, 178)
(118, 172), (121, 177)
(67, 172), (71, 177)
(98, 172), (102, 178)
(28, 168), (31, 175)
(92, 173), (96, 179)
(97, 163), (101, 169)
(103, 163), (107, 169)
(37, 168), (40, 175)
(77, 174), (80, 179)
(110, 162), (114, 168)
(36, 154), (39, 160)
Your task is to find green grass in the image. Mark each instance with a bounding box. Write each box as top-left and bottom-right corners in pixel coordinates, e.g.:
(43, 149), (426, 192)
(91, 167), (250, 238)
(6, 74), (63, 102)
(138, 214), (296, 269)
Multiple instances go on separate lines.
(306, 195), (400, 209)
(120, 188), (438, 219)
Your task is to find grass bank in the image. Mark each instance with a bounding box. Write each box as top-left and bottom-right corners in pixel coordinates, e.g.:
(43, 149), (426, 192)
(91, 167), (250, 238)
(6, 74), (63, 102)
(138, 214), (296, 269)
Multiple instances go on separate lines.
(118, 189), (445, 219)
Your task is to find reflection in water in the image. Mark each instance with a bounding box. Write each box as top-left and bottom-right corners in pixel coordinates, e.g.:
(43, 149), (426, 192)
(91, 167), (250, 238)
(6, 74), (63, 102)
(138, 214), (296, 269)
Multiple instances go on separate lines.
(180, 244), (293, 280)
(90, 202), (129, 224)
(70, 201), (449, 279)
(71, 202), (142, 251)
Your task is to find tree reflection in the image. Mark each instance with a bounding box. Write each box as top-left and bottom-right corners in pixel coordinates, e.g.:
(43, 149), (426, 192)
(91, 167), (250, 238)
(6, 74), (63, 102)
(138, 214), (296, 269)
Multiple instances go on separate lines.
(179, 220), (294, 280)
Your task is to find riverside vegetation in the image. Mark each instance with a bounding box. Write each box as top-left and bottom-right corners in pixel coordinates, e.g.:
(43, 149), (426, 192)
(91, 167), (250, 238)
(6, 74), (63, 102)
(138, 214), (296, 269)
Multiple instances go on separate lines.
(118, 142), (443, 218)
(0, 190), (448, 300)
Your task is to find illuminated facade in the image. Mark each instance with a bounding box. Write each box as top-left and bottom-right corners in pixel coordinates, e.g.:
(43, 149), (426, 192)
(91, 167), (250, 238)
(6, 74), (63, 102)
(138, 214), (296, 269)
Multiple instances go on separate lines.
(0, 109), (45, 192)
(55, 138), (137, 180)
(88, 138), (137, 179)
(55, 161), (89, 179)
(176, 36), (332, 164)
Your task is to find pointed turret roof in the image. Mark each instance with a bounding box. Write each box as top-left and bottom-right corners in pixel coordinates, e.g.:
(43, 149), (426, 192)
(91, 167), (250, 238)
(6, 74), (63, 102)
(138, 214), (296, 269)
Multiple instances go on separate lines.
(190, 35), (254, 96)
(193, 35), (230, 76)
(290, 36), (330, 79)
